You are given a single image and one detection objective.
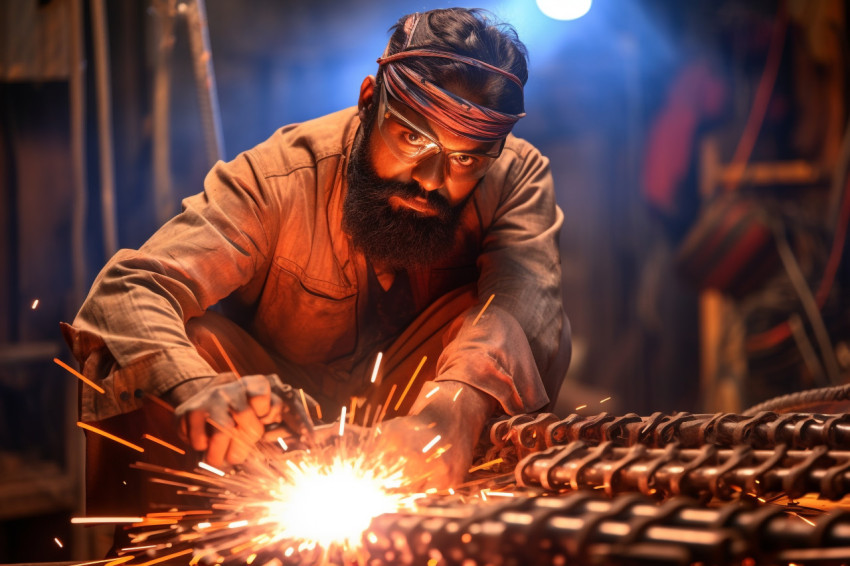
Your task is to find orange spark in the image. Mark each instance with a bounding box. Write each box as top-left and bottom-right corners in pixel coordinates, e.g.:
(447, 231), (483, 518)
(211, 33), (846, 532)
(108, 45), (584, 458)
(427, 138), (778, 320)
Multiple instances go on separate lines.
(189, 550), (216, 566)
(339, 406), (347, 436)
(394, 356), (427, 411)
(76, 422), (144, 452)
(104, 557), (137, 566)
(31, 299), (39, 309)
(54, 537), (63, 547)
(145, 394), (175, 413)
(575, 404), (587, 411)
(472, 293), (495, 326)
(142, 433), (186, 455)
(71, 517), (144, 524)
(468, 458), (503, 473)
(298, 388), (314, 421)
(147, 510), (211, 518)
(373, 384), (398, 426)
(360, 403), (373, 427)
(600, 397), (611, 403)
(349, 397), (357, 424)
(425, 386), (440, 398)
(135, 548), (194, 566)
(452, 387), (463, 402)
(210, 333), (240, 377)
(54, 358), (105, 394)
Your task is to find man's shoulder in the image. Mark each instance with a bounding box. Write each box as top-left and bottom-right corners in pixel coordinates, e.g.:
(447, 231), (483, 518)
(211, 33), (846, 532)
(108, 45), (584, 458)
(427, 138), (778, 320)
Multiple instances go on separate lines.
(245, 107), (359, 176)
(500, 132), (544, 163)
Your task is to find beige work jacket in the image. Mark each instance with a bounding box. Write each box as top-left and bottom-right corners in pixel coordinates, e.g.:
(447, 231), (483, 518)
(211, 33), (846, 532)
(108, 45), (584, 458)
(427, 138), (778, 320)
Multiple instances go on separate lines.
(63, 107), (567, 422)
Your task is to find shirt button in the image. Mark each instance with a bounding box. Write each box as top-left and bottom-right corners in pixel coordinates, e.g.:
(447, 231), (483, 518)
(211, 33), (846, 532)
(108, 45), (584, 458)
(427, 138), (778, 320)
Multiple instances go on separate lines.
(119, 391), (130, 402)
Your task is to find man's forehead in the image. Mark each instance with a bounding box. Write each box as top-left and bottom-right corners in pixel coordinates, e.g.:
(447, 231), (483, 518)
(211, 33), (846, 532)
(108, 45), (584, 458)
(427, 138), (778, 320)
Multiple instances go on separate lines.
(377, 49), (524, 143)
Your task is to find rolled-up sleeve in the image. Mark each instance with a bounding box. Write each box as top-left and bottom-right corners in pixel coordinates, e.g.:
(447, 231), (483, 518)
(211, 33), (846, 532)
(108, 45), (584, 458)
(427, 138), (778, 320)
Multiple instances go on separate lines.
(64, 152), (276, 421)
(434, 141), (566, 415)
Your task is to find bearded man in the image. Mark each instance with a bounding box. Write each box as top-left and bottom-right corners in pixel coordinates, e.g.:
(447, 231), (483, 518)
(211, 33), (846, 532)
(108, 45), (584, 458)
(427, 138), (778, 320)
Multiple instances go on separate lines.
(62, 7), (570, 522)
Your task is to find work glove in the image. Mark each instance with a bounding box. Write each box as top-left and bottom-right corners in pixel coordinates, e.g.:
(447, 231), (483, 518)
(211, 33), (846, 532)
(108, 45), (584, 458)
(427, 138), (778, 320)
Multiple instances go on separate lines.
(174, 372), (317, 467)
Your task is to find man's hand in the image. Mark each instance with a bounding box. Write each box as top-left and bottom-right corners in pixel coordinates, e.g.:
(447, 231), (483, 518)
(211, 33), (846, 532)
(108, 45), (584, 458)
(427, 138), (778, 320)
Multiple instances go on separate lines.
(319, 381), (496, 490)
(173, 373), (316, 467)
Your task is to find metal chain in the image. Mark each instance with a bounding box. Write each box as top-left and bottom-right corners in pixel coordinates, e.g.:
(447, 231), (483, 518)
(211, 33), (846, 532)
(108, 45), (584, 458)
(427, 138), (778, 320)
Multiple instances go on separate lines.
(478, 411), (850, 473)
(363, 491), (850, 565)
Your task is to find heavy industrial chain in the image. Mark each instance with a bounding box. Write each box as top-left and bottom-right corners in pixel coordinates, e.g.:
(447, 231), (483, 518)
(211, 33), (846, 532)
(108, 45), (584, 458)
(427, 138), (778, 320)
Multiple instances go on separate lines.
(515, 440), (850, 500)
(363, 490), (850, 565)
(478, 411), (850, 472)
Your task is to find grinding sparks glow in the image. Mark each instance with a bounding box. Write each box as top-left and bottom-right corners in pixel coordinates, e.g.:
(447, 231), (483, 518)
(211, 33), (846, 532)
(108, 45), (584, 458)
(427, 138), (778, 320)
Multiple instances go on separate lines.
(262, 452), (413, 550)
(103, 432), (431, 565)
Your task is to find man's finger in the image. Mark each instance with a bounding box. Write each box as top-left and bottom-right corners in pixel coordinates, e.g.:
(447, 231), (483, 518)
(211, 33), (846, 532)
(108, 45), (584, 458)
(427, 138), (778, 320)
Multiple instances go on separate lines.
(205, 429), (229, 468)
(187, 410), (210, 452)
(230, 405), (264, 445)
(243, 374), (272, 418)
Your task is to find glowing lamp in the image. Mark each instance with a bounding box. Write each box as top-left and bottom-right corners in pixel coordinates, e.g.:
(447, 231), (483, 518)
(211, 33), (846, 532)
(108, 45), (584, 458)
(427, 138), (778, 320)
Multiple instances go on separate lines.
(536, 0), (592, 21)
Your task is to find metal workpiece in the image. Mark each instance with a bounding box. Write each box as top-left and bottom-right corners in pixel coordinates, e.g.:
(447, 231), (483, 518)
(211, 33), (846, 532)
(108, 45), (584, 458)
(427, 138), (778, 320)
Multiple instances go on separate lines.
(362, 491), (850, 565)
(513, 441), (850, 500)
(480, 411), (850, 471)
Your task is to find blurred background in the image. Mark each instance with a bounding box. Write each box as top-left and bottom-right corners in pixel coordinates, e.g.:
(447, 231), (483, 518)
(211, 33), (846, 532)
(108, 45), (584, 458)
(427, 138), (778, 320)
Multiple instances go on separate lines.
(2, 0), (849, 561)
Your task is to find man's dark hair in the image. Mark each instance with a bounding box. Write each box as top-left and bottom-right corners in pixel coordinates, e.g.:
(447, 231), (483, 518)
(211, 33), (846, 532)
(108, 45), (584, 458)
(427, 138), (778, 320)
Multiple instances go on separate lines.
(380, 8), (529, 116)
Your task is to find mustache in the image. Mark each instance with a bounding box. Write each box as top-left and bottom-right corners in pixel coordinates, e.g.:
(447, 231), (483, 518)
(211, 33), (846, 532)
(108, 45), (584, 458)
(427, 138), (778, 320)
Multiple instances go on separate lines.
(368, 178), (453, 215)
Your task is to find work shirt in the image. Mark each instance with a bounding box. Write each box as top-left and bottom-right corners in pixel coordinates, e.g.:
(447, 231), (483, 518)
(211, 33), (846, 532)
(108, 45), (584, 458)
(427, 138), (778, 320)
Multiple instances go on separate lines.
(62, 107), (566, 422)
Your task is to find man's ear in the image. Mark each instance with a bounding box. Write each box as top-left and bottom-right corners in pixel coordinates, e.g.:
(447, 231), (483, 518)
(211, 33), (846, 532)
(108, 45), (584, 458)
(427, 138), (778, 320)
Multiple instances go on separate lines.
(358, 75), (377, 123)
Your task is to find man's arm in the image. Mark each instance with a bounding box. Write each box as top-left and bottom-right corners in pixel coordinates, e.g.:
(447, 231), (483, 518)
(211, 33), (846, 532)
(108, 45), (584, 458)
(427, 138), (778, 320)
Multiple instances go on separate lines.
(437, 138), (567, 415)
(63, 151), (276, 422)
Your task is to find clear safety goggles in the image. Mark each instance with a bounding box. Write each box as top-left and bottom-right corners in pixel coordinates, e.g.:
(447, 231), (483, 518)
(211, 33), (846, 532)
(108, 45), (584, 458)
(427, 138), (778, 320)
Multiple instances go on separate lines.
(376, 83), (505, 182)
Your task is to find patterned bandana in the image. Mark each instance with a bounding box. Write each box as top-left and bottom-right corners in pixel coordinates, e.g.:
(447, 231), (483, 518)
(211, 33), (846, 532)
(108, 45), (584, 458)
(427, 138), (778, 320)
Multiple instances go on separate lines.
(376, 13), (525, 142)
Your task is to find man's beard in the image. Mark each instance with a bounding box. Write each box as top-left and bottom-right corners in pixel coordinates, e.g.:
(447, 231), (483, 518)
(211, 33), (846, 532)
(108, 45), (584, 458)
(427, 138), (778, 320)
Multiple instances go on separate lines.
(342, 121), (469, 270)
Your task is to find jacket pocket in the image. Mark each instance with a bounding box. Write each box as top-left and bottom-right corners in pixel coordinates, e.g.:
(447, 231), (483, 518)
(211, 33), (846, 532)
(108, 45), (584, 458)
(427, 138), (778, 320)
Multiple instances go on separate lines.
(253, 257), (357, 365)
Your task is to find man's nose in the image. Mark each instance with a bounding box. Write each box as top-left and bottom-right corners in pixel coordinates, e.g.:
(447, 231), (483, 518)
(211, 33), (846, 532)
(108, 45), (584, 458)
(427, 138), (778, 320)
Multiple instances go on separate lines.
(411, 153), (446, 193)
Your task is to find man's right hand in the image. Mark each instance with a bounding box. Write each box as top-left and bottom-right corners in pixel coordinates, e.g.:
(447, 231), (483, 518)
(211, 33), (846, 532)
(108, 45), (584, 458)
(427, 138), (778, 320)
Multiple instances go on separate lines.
(173, 373), (316, 467)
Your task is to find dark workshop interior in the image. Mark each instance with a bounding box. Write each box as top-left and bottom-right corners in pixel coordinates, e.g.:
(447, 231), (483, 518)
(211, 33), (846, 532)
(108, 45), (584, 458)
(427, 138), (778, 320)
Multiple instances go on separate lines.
(2, 0), (850, 563)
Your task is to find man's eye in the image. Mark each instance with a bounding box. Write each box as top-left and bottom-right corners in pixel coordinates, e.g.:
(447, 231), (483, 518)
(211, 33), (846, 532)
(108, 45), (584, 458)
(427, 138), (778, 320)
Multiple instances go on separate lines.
(403, 131), (425, 145)
(451, 154), (478, 168)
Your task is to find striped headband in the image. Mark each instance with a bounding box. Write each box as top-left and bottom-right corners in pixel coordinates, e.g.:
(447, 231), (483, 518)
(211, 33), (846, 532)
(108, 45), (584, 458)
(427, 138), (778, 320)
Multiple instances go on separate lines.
(376, 14), (525, 142)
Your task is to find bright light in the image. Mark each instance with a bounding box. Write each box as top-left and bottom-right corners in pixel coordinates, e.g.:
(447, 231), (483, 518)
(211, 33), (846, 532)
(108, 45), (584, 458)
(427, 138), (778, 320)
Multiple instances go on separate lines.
(536, 0), (592, 21)
(262, 454), (411, 550)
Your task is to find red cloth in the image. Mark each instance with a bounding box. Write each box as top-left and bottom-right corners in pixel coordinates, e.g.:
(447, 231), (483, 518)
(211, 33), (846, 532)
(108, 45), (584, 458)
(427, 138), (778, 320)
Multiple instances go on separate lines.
(642, 61), (727, 214)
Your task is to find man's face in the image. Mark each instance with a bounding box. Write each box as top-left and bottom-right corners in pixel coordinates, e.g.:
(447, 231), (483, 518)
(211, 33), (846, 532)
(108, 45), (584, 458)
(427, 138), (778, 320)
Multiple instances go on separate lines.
(343, 83), (502, 270)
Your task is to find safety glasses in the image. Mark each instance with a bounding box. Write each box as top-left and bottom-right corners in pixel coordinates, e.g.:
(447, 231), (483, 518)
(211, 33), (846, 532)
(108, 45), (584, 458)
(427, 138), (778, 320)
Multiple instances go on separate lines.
(376, 83), (505, 182)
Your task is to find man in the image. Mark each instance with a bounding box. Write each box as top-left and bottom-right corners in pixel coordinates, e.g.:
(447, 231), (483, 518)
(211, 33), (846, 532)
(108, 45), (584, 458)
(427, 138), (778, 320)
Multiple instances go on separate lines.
(62, 7), (569, 516)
